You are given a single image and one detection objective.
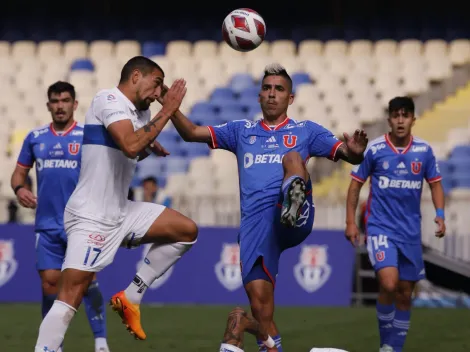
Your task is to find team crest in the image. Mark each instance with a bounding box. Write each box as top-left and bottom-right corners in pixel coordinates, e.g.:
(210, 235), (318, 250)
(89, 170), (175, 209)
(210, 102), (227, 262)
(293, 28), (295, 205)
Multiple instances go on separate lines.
(214, 243), (243, 291)
(249, 136), (256, 144)
(294, 245), (331, 293)
(283, 135), (297, 148)
(376, 250), (385, 262)
(68, 143), (80, 155)
(136, 244), (173, 289)
(382, 161), (389, 170)
(0, 240), (18, 288)
(411, 161), (422, 175)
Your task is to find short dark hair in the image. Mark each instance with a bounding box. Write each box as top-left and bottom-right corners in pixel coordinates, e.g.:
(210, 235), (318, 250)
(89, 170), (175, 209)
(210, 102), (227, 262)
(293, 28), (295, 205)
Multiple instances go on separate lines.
(47, 81), (76, 100)
(119, 56), (164, 84)
(388, 96), (415, 115)
(142, 176), (158, 185)
(262, 63), (293, 92)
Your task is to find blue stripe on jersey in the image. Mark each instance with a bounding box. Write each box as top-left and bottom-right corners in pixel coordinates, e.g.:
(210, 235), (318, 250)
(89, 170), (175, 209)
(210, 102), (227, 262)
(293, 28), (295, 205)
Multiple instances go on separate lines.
(83, 124), (120, 150)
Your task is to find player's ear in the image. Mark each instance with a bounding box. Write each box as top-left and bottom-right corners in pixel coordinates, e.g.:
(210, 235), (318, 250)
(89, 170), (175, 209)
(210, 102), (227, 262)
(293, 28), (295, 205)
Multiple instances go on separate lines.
(46, 102), (52, 112)
(131, 69), (141, 84)
(412, 116), (416, 127)
(73, 100), (78, 111)
(288, 93), (294, 105)
(257, 93), (261, 103)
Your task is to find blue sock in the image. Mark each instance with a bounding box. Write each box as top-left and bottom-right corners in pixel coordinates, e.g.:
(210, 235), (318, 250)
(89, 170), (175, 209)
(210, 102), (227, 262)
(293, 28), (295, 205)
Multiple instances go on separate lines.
(257, 334), (282, 351)
(376, 302), (395, 347)
(282, 175), (303, 200)
(390, 309), (411, 352)
(41, 293), (56, 318)
(83, 280), (107, 339)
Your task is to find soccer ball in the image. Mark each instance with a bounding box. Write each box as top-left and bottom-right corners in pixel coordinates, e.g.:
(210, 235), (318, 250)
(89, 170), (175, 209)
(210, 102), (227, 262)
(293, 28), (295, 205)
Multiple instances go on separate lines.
(222, 8), (266, 52)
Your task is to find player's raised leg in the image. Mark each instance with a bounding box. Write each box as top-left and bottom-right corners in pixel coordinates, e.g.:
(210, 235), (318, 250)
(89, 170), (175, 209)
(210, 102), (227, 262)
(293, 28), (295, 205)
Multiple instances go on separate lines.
(280, 151), (309, 227)
(219, 307), (277, 352)
(110, 207), (198, 340)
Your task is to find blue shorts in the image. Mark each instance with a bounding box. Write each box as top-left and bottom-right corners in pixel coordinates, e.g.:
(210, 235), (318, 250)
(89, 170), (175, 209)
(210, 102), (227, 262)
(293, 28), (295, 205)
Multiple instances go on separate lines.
(366, 234), (425, 282)
(35, 229), (67, 271)
(241, 183), (315, 287)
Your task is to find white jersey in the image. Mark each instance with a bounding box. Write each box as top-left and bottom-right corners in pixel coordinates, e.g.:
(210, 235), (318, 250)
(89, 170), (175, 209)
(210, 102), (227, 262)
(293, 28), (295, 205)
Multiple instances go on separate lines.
(65, 87), (151, 224)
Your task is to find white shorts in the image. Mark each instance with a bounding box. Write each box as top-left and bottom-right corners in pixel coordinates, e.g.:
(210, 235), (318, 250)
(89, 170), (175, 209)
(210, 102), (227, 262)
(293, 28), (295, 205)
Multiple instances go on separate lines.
(62, 201), (166, 272)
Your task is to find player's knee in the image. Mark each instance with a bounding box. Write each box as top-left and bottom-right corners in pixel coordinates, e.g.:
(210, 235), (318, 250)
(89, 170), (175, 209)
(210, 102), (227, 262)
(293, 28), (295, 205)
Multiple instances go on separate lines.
(396, 287), (413, 308)
(41, 279), (59, 296)
(282, 151), (302, 167)
(379, 277), (398, 294)
(250, 293), (273, 322)
(177, 218), (198, 243)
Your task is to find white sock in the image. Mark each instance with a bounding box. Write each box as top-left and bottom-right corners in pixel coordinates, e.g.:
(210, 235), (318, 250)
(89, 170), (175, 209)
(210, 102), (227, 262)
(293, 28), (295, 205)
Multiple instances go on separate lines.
(124, 240), (196, 304)
(35, 300), (76, 352)
(219, 343), (244, 352)
(95, 337), (109, 351)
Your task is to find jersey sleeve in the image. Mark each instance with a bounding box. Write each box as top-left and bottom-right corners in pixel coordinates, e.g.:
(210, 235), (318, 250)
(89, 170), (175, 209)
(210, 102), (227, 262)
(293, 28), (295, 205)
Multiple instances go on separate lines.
(350, 149), (373, 183)
(95, 92), (131, 128)
(207, 121), (242, 153)
(17, 133), (34, 168)
(306, 121), (343, 161)
(425, 146), (442, 183)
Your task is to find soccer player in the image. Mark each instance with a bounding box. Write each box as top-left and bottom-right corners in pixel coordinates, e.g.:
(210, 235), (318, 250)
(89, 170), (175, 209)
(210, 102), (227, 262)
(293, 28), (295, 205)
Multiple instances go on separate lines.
(165, 63), (368, 352)
(34, 56), (198, 351)
(345, 96), (446, 352)
(11, 81), (111, 352)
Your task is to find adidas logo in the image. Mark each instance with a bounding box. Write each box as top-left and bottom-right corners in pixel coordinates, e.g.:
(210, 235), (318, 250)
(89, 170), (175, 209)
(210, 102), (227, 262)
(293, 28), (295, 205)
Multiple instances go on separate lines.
(53, 143), (62, 149)
(266, 136), (276, 143)
(397, 162), (406, 169)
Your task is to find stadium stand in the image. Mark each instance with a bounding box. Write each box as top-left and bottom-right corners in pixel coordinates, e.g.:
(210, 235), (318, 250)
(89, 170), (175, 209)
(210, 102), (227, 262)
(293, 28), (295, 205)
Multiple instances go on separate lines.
(0, 34), (469, 262)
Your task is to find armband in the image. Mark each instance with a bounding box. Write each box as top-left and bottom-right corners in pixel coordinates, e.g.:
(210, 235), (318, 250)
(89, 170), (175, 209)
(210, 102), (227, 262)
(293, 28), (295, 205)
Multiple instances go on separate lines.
(14, 185), (24, 195)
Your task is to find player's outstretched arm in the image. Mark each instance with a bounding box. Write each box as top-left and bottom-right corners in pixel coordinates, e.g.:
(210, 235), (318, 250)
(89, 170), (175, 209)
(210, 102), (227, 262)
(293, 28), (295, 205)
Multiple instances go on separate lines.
(345, 179), (364, 246)
(336, 130), (368, 165)
(11, 165), (37, 208)
(107, 79), (186, 158)
(170, 110), (212, 143)
(221, 307), (275, 351)
(429, 181), (446, 238)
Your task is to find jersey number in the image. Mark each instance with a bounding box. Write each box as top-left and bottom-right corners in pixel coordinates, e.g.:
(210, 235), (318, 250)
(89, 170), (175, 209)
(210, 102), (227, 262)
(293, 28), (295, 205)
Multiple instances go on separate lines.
(83, 246), (102, 266)
(371, 234), (389, 250)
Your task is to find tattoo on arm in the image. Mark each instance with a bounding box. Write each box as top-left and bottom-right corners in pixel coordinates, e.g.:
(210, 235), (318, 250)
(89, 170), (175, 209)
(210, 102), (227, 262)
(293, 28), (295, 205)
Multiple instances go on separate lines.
(222, 308), (267, 349)
(143, 115), (163, 133)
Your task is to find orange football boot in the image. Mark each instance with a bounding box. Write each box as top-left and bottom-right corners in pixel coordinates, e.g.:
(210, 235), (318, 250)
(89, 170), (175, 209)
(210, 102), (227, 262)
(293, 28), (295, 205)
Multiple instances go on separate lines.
(109, 291), (146, 340)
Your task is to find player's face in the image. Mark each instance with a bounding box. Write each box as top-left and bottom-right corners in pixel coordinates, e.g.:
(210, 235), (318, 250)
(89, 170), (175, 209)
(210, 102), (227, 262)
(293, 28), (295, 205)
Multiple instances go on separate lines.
(258, 75), (294, 118)
(134, 68), (164, 110)
(388, 108), (415, 139)
(47, 91), (77, 125)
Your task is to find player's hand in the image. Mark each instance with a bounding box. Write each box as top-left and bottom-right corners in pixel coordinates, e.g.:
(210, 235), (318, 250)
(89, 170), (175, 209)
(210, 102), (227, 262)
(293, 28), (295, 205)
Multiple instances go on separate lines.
(161, 79), (186, 116)
(435, 217), (446, 238)
(343, 129), (368, 155)
(345, 222), (360, 247)
(149, 140), (170, 157)
(156, 84), (169, 105)
(16, 188), (37, 209)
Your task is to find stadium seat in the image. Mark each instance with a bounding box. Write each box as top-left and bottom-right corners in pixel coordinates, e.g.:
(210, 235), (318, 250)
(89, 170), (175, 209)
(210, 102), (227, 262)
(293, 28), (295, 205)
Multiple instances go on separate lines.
(0, 41), (10, 56)
(229, 74), (255, 95)
(37, 41), (63, 62)
(63, 41), (88, 64)
(115, 40), (141, 62)
(210, 87), (235, 103)
(70, 59), (95, 71)
(142, 41), (165, 57)
(11, 41), (36, 60)
(193, 40), (218, 57)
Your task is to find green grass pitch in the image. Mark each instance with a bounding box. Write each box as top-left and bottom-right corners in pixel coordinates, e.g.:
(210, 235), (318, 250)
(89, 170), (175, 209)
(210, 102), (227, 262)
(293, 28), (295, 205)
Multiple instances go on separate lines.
(1, 304), (469, 351)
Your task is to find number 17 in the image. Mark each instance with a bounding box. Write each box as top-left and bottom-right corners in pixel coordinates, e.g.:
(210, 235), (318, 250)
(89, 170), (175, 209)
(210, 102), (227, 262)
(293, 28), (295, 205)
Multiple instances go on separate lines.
(83, 246), (102, 266)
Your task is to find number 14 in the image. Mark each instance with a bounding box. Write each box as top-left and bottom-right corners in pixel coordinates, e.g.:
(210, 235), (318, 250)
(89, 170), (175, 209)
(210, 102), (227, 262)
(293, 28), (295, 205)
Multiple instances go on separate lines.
(371, 234), (389, 251)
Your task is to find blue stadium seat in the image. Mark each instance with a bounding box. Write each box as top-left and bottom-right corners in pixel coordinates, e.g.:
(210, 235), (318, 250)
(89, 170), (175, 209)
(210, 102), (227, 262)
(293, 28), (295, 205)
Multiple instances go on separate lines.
(239, 86), (259, 100)
(450, 145), (470, 159)
(217, 102), (244, 115)
(142, 41), (165, 57)
(191, 102), (216, 114)
(157, 130), (180, 144)
(230, 74), (255, 95)
(182, 143), (210, 158)
(291, 73), (311, 92)
(219, 112), (247, 124)
(210, 87), (236, 103)
(451, 171), (470, 188)
(246, 105), (262, 120)
(70, 59), (94, 71)
(189, 112), (218, 126)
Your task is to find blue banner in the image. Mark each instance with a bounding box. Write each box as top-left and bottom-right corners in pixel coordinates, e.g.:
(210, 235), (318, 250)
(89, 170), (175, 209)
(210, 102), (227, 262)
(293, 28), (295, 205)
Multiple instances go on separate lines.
(0, 225), (355, 306)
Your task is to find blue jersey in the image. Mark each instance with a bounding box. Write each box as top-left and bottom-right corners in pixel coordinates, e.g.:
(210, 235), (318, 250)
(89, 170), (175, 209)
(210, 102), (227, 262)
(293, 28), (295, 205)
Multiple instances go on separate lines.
(208, 118), (342, 222)
(17, 122), (83, 231)
(351, 134), (442, 244)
